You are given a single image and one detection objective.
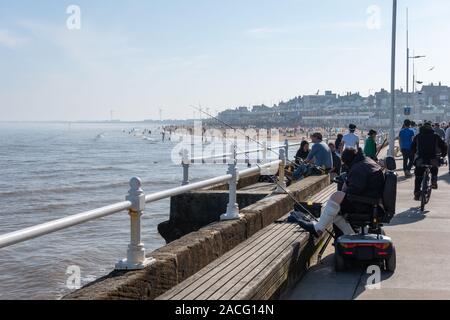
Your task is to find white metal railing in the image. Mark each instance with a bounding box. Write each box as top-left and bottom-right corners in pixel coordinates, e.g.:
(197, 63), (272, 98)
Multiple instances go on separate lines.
(182, 139), (299, 186)
(0, 148), (283, 271)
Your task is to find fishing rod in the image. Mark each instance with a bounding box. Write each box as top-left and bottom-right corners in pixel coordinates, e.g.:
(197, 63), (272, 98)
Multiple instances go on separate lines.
(192, 106), (336, 239)
(191, 106), (309, 170)
(376, 137), (388, 158)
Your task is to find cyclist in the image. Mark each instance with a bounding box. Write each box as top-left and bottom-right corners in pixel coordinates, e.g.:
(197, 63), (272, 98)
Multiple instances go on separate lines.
(411, 122), (447, 200)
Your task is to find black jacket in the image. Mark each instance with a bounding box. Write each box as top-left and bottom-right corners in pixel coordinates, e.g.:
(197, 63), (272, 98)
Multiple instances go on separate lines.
(411, 126), (447, 161)
(346, 151), (385, 199)
(331, 151), (342, 174)
(295, 148), (309, 164)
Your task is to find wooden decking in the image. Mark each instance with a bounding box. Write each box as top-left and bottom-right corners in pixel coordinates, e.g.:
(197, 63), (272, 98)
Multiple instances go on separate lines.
(305, 183), (336, 205)
(157, 183), (337, 301)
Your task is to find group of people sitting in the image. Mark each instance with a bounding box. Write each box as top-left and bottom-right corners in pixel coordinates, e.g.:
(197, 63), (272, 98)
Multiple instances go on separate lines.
(292, 124), (380, 181)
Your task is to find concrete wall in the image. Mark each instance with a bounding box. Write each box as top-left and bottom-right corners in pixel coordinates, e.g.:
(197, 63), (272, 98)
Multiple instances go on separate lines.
(64, 174), (330, 300)
(158, 172), (270, 243)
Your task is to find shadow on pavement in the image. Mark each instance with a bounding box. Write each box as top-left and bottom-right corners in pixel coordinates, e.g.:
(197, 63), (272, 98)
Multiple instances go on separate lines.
(397, 175), (413, 183)
(438, 173), (450, 185)
(387, 207), (427, 226)
(353, 269), (395, 300)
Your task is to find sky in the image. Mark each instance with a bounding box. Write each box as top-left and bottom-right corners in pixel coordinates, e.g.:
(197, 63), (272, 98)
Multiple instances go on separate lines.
(0, 0), (449, 121)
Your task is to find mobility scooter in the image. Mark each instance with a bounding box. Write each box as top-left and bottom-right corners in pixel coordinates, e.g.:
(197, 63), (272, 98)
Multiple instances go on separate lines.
(333, 156), (398, 272)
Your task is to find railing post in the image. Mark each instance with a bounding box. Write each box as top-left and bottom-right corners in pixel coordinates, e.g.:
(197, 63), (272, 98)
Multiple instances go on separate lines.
(181, 149), (190, 186)
(284, 139), (289, 159)
(262, 141), (267, 163)
(221, 145), (241, 221)
(116, 177), (155, 270)
(246, 136), (251, 168)
(275, 149), (287, 194)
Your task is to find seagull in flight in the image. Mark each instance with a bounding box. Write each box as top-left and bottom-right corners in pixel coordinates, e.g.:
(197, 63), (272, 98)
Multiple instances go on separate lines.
(429, 66), (435, 71)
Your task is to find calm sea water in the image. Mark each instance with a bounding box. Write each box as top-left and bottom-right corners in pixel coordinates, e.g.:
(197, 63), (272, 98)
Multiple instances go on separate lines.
(0, 122), (237, 300)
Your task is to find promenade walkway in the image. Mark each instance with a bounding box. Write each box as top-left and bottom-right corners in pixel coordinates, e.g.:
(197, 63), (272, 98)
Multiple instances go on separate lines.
(285, 163), (450, 300)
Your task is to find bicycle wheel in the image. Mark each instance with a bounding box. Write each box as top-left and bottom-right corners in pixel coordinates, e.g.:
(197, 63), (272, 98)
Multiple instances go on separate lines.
(420, 172), (429, 212)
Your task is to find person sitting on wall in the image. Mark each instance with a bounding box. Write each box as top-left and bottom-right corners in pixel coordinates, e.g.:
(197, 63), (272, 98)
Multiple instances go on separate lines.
(293, 133), (333, 180)
(328, 142), (342, 176)
(295, 148), (385, 237)
(295, 141), (310, 164)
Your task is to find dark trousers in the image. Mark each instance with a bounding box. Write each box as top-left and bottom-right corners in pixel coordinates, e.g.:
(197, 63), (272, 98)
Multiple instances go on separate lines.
(414, 166), (439, 194)
(401, 149), (414, 171)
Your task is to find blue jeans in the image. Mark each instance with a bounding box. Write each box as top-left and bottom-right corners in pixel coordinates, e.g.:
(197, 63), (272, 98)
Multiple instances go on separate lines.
(293, 164), (315, 180)
(293, 164), (308, 180)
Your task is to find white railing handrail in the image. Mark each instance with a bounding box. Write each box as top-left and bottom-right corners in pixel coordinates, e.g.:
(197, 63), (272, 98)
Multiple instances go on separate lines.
(0, 160), (281, 258)
(0, 201), (132, 250)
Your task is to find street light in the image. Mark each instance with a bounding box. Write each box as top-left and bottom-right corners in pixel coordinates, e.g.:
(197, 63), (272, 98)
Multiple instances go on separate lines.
(405, 8), (426, 111)
(388, 0), (397, 157)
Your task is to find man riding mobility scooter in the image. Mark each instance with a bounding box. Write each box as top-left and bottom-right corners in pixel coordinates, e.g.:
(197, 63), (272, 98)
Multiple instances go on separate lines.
(293, 152), (398, 272)
(333, 156), (398, 272)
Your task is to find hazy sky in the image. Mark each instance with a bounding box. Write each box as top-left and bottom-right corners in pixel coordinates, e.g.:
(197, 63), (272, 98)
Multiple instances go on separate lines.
(0, 0), (449, 121)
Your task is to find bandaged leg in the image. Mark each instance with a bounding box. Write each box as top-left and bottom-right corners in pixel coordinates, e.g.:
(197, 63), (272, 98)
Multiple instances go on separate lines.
(314, 199), (354, 235)
(333, 215), (354, 235)
(314, 200), (340, 233)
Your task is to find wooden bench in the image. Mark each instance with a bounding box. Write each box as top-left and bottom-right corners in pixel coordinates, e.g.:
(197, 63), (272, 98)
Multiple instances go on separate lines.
(295, 183), (337, 218)
(156, 183), (337, 301)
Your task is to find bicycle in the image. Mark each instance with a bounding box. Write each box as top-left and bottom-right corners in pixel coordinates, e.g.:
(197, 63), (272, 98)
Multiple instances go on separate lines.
(420, 164), (433, 212)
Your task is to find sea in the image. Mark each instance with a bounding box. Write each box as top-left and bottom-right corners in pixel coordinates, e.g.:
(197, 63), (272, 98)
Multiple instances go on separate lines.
(0, 122), (250, 300)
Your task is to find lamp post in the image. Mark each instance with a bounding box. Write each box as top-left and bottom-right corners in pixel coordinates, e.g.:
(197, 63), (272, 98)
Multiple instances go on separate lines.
(410, 53), (426, 115)
(388, 0), (397, 157)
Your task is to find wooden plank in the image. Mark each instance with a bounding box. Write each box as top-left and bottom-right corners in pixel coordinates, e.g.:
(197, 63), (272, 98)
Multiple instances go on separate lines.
(250, 231), (327, 300)
(205, 226), (304, 300)
(218, 234), (308, 300)
(160, 223), (282, 299)
(188, 223), (300, 300)
(165, 222), (295, 300)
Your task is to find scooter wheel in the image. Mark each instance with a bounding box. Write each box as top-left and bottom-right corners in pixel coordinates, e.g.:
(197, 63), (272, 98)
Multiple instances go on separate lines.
(385, 245), (396, 272)
(335, 249), (346, 272)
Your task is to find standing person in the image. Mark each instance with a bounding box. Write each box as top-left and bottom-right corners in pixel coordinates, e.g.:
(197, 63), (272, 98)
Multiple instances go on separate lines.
(399, 119), (415, 177)
(295, 141), (310, 164)
(446, 122), (450, 174)
(364, 130), (378, 161)
(434, 123), (446, 140)
(411, 122), (447, 199)
(410, 121), (418, 136)
(340, 124), (360, 153)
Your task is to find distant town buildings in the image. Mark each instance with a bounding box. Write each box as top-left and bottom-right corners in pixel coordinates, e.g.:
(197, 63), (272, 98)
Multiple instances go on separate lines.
(212, 83), (450, 128)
